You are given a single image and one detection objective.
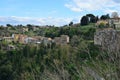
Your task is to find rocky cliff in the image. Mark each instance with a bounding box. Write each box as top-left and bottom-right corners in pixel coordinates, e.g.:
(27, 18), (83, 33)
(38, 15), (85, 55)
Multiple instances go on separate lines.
(94, 28), (120, 53)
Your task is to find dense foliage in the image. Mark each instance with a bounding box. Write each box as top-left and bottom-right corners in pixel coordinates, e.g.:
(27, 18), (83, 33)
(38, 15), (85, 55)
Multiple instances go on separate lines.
(0, 38), (120, 80)
(0, 38), (100, 80)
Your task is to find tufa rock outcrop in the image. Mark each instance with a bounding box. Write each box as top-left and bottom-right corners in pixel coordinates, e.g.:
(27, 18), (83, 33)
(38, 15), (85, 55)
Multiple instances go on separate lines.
(94, 28), (120, 52)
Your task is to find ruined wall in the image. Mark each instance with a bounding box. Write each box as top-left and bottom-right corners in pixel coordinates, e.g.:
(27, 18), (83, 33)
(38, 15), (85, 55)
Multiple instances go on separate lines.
(94, 29), (120, 52)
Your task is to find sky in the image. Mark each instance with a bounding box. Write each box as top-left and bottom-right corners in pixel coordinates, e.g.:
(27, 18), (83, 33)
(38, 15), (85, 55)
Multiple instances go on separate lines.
(0, 0), (120, 26)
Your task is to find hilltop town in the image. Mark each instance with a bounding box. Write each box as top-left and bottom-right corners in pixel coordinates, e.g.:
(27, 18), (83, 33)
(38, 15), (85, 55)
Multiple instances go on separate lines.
(0, 24), (70, 51)
(1, 12), (120, 80)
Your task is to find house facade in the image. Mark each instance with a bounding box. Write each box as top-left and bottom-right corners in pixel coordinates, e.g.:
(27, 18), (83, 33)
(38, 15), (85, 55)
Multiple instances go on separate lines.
(25, 37), (40, 44)
(12, 34), (28, 44)
(108, 18), (120, 29)
(96, 17), (120, 29)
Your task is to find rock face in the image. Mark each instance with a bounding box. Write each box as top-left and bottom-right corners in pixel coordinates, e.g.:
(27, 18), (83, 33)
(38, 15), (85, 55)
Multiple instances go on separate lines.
(94, 28), (120, 52)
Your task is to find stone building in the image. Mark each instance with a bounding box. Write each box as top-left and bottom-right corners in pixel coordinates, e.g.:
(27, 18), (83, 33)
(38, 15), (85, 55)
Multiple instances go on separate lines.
(108, 18), (120, 29)
(12, 34), (28, 44)
(25, 37), (39, 44)
(54, 35), (69, 45)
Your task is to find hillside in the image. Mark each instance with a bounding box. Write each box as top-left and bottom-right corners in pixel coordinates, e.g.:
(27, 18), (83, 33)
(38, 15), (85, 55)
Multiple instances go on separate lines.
(0, 23), (120, 80)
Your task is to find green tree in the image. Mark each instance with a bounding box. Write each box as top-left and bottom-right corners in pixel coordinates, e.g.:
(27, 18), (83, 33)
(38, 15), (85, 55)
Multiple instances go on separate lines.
(69, 21), (73, 26)
(86, 14), (98, 23)
(80, 16), (89, 26)
(6, 24), (12, 27)
(100, 14), (110, 20)
(111, 12), (119, 18)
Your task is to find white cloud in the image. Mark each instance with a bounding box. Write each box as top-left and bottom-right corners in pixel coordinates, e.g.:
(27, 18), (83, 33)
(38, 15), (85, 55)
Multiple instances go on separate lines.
(65, 0), (120, 12)
(65, 4), (82, 12)
(104, 9), (117, 14)
(0, 16), (75, 26)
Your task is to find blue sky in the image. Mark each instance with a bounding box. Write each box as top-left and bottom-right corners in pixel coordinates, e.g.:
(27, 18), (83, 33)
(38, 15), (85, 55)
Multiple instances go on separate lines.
(0, 0), (120, 26)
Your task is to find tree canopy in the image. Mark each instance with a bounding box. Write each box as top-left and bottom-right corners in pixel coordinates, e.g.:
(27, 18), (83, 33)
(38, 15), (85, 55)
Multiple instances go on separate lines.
(80, 16), (89, 26)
